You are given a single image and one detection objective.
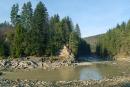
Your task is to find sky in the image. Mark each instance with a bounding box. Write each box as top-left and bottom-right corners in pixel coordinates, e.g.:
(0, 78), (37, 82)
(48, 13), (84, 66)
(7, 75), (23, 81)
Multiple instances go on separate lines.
(0, 0), (130, 37)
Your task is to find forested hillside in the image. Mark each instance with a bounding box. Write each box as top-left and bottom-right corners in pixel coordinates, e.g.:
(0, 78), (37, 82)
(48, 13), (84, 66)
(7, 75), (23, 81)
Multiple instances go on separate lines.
(96, 20), (130, 59)
(84, 34), (103, 53)
(0, 1), (90, 59)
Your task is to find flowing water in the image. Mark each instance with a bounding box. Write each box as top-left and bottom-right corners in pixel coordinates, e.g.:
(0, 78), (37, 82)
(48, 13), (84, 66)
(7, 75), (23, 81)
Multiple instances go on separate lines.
(3, 61), (130, 81)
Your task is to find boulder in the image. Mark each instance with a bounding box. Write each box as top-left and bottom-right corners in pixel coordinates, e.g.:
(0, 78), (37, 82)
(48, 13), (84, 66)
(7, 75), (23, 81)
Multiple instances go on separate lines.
(1, 60), (11, 68)
(11, 60), (19, 68)
(18, 61), (28, 69)
(17, 61), (38, 69)
(59, 45), (74, 63)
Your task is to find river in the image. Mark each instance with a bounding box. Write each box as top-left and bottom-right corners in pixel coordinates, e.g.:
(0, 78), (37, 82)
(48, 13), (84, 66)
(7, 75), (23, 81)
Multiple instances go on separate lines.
(3, 61), (130, 81)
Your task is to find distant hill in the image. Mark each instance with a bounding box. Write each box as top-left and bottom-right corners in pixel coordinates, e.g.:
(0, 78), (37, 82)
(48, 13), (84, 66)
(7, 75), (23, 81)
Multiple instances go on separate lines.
(84, 34), (103, 53)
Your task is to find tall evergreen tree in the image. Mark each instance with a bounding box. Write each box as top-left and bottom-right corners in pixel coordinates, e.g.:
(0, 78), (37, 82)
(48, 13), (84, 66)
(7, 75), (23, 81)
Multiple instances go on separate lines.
(46, 14), (62, 55)
(61, 17), (73, 44)
(11, 24), (24, 57)
(30, 1), (49, 56)
(20, 2), (33, 55)
(75, 24), (81, 38)
(10, 4), (19, 26)
(69, 32), (79, 56)
(21, 2), (33, 31)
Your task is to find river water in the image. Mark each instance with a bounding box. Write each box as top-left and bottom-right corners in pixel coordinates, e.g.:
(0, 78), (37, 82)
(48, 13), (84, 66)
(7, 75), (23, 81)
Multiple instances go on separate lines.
(3, 61), (130, 81)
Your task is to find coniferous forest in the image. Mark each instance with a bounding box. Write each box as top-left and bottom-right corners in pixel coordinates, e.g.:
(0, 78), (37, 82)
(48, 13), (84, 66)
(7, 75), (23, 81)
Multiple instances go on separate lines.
(0, 1), (90, 59)
(96, 20), (130, 60)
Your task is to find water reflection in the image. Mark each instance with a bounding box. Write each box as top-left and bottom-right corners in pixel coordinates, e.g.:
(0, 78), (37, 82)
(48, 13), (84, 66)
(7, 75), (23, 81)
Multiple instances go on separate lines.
(80, 67), (102, 80)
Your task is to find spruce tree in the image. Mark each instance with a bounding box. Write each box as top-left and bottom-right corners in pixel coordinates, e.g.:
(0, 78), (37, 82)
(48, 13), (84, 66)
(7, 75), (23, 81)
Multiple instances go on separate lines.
(20, 2), (33, 55)
(75, 24), (81, 38)
(10, 4), (19, 26)
(31, 1), (49, 56)
(12, 24), (25, 57)
(46, 14), (61, 55)
(61, 17), (73, 44)
(69, 32), (79, 56)
(21, 2), (33, 31)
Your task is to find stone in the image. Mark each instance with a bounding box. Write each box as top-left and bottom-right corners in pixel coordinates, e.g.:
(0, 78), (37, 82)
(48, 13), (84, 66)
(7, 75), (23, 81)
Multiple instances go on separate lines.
(59, 45), (75, 63)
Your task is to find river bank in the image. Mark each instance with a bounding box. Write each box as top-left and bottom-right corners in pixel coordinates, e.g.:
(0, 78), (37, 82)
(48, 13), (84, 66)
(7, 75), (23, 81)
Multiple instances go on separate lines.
(0, 56), (129, 71)
(0, 76), (129, 87)
(0, 56), (75, 71)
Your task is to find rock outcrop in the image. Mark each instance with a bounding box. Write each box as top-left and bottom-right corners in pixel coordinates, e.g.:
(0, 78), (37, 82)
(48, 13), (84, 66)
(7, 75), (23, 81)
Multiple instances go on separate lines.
(59, 45), (74, 63)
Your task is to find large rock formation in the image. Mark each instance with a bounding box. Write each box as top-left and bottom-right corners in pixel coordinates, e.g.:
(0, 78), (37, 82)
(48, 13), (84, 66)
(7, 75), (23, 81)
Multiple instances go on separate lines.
(59, 45), (74, 63)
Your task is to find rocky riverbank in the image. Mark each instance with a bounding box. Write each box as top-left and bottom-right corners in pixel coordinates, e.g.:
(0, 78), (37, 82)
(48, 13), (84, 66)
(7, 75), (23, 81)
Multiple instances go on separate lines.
(0, 76), (129, 87)
(0, 57), (75, 71)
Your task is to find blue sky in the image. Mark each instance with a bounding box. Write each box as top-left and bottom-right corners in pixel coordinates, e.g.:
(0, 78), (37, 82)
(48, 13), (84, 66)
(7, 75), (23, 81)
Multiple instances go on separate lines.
(0, 0), (130, 37)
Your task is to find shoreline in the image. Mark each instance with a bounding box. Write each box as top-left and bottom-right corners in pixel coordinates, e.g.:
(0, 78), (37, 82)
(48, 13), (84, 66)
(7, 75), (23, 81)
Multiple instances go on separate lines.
(0, 57), (76, 71)
(0, 76), (129, 87)
(0, 56), (127, 71)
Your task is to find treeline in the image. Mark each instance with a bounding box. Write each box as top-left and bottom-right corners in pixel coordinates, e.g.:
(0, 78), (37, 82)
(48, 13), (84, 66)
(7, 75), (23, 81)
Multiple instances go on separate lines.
(96, 20), (130, 59)
(0, 1), (90, 59)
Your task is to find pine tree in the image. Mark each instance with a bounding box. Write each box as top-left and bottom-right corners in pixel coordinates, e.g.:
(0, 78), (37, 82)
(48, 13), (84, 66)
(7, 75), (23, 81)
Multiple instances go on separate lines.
(75, 24), (81, 38)
(30, 1), (49, 56)
(20, 2), (33, 56)
(46, 14), (61, 55)
(11, 24), (25, 57)
(10, 4), (19, 26)
(61, 17), (73, 44)
(21, 2), (33, 31)
(69, 32), (79, 56)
